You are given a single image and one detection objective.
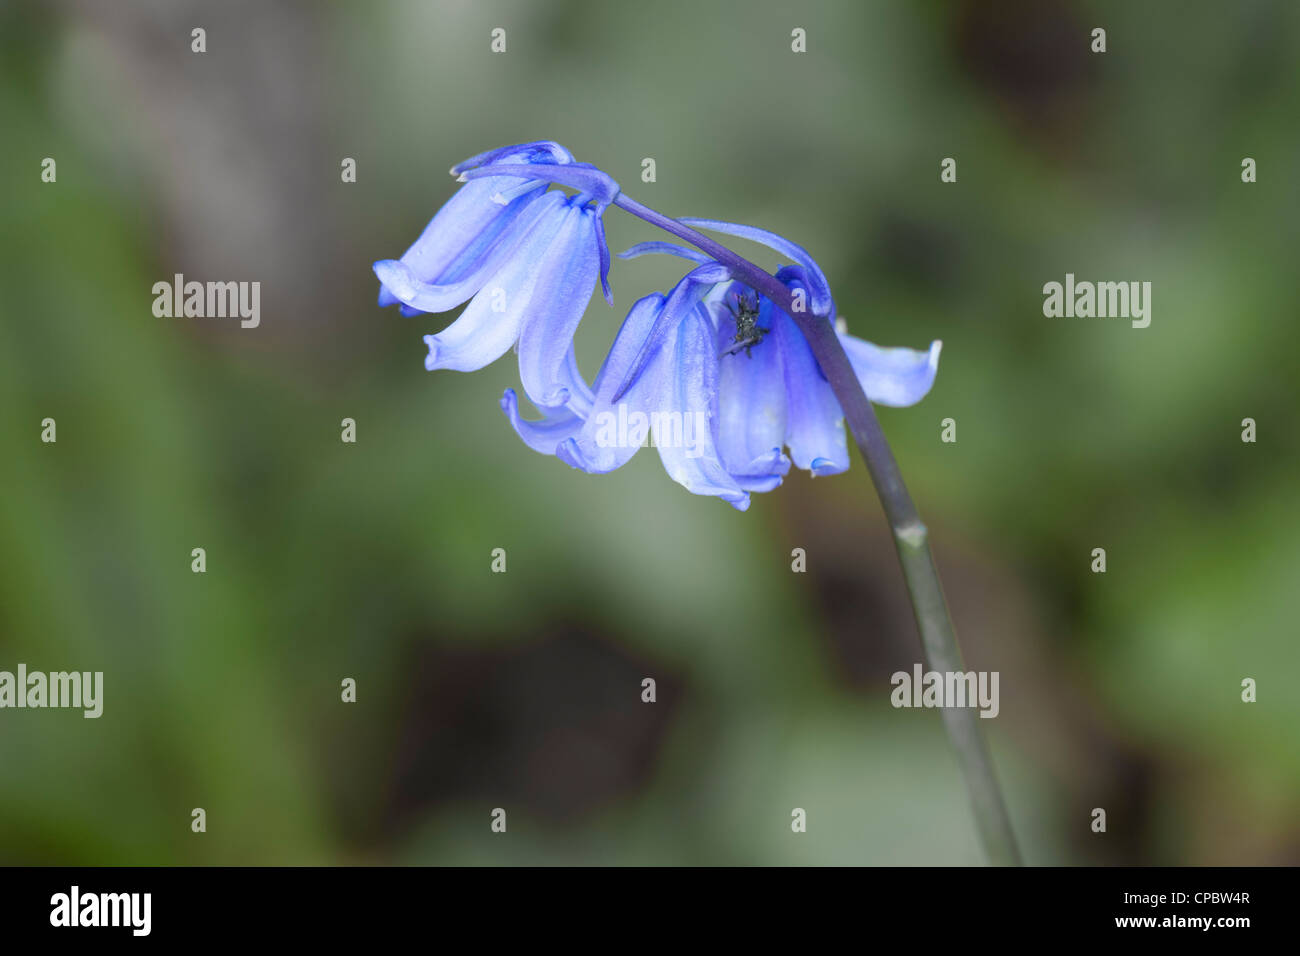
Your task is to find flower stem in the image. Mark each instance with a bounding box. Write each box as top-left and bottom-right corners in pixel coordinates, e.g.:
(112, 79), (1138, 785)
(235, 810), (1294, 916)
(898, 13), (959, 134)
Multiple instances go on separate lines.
(613, 192), (1023, 866)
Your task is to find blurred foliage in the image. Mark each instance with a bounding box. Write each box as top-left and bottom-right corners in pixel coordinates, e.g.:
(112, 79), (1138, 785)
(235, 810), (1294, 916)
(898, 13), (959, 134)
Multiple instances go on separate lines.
(0, 0), (1297, 864)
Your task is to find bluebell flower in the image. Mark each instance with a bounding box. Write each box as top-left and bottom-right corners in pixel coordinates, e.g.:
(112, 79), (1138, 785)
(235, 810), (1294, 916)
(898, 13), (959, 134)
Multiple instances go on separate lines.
(501, 225), (941, 510)
(373, 141), (619, 409)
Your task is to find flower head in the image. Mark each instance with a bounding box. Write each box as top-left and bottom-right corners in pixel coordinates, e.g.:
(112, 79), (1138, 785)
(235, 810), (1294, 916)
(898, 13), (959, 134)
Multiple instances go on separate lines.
(502, 232), (941, 510)
(375, 141), (941, 510)
(374, 141), (619, 408)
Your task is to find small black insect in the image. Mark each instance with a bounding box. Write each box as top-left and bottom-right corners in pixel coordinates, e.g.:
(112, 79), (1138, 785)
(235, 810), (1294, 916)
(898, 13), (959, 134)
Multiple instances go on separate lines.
(722, 290), (767, 358)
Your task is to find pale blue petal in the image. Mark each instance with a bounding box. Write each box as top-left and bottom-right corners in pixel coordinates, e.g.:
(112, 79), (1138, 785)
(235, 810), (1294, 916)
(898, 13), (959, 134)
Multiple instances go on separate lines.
(590, 293), (666, 398)
(592, 211), (613, 304)
(375, 190), (566, 314)
(451, 141), (573, 175)
(773, 310), (850, 475)
(453, 142), (613, 301)
(558, 294), (665, 474)
(500, 388), (581, 455)
(557, 345), (595, 418)
(653, 308), (750, 510)
(611, 262), (730, 402)
(460, 161), (620, 205)
(678, 218), (834, 317)
(728, 447), (791, 493)
(422, 202), (572, 372)
(617, 241), (713, 265)
(399, 177), (546, 286)
(713, 293), (788, 478)
(840, 335), (942, 408)
(516, 199), (600, 408)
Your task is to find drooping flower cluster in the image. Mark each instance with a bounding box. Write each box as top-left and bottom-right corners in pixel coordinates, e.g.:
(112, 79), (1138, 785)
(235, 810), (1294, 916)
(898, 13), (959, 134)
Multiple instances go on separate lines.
(374, 141), (618, 410)
(375, 141), (940, 510)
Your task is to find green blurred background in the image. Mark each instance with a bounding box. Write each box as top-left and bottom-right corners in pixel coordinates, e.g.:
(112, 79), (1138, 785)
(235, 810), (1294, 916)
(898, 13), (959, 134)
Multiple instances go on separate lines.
(2, 0), (1297, 865)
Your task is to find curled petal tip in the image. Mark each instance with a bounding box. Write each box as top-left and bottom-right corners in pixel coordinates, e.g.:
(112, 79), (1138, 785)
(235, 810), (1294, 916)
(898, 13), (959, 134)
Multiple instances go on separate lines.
(557, 437), (589, 471)
(745, 448), (790, 476)
(460, 162), (619, 204)
(376, 272), (401, 308)
(423, 334), (441, 370)
(542, 386), (570, 407)
(374, 259), (417, 300)
(617, 241), (714, 265)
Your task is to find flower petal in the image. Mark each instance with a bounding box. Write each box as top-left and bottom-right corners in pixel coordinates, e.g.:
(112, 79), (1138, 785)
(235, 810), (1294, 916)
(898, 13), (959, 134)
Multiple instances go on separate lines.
(421, 198), (572, 373)
(610, 262), (731, 402)
(727, 447), (791, 493)
(460, 161), (620, 205)
(375, 188), (565, 315)
(839, 335), (942, 407)
(653, 307), (750, 510)
(556, 345), (596, 418)
(403, 175), (546, 285)
(712, 290), (788, 478)
(678, 218), (834, 317)
(617, 241), (714, 265)
(451, 141), (574, 175)
(500, 388), (582, 455)
(515, 198), (600, 408)
(592, 210), (613, 305)
(772, 309), (850, 476)
(557, 293), (665, 474)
